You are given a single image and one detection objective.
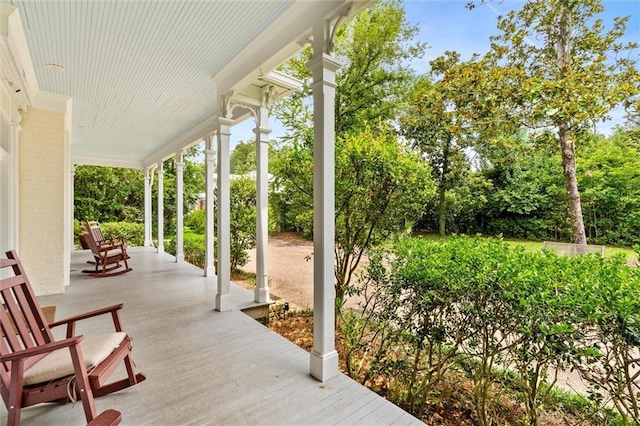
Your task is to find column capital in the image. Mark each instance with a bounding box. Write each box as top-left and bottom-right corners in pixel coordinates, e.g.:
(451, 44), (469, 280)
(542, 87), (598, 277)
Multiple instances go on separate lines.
(253, 127), (272, 137)
(218, 116), (234, 129)
(307, 53), (342, 76)
(10, 106), (23, 126)
(205, 149), (216, 162)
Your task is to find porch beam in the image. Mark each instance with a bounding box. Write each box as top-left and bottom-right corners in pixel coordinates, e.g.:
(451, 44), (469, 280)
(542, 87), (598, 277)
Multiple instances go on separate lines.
(308, 21), (342, 382)
(204, 135), (216, 277)
(175, 150), (184, 263)
(156, 161), (164, 253)
(254, 87), (272, 304)
(216, 114), (233, 312)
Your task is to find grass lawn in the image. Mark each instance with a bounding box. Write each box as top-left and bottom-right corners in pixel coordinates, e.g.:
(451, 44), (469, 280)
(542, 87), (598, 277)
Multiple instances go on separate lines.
(415, 233), (638, 261)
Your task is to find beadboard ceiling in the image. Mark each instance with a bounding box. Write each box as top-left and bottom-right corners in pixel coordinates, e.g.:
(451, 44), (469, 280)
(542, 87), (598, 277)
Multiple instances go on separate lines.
(3, 0), (362, 168)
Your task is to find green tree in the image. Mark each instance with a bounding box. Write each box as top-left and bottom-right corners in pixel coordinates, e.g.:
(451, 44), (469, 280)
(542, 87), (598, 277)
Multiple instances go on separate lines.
(273, 0), (425, 139)
(74, 166), (144, 223)
(271, 0), (428, 309)
(230, 140), (256, 175)
(275, 126), (433, 309)
(579, 129), (640, 246)
(479, 0), (639, 245)
(401, 54), (474, 236)
(227, 177), (257, 271)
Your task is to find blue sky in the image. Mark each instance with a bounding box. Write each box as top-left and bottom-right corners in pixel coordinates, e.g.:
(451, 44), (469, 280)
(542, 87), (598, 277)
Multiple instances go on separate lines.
(230, 0), (639, 146)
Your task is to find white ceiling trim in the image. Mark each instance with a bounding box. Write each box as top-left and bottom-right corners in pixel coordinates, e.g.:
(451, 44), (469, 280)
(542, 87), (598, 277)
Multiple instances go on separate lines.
(33, 91), (70, 114)
(0, 5), (38, 108)
(72, 155), (143, 170)
(143, 116), (217, 167)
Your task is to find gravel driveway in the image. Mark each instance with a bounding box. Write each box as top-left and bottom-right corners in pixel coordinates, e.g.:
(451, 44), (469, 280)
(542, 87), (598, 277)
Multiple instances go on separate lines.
(244, 233), (316, 309)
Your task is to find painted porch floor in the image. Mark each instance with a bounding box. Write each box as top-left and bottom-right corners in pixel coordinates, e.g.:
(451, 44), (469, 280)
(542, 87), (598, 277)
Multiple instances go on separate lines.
(4, 247), (422, 426)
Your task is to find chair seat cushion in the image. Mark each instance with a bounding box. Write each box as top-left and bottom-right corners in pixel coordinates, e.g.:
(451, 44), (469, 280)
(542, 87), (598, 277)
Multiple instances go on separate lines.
(23, 332), (127, 386)
(103, 248), (123, 257)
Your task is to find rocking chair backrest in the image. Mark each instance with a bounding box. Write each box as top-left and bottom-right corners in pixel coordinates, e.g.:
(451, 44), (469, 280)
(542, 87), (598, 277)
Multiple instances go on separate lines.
(85, 221), (106, 246)
(84, 230), (102, 259)
(0, 251), (55, 401)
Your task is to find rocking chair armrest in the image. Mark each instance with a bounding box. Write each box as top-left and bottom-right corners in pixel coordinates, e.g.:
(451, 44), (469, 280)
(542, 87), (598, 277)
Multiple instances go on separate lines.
(49, 304), (124, 329)
(1, 336), (84, 363)
(96, 241), (123, 252)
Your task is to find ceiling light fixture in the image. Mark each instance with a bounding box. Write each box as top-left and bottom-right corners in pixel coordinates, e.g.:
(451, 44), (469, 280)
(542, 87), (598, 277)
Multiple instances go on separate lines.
(46, 63), (65, 72)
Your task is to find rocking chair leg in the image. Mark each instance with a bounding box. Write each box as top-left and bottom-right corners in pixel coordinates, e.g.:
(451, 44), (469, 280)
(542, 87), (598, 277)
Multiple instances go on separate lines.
(124, 354), (136, 385)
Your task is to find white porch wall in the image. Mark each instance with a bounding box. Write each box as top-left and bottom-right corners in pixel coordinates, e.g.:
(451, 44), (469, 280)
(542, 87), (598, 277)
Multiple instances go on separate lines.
(18, 107), (68, 295)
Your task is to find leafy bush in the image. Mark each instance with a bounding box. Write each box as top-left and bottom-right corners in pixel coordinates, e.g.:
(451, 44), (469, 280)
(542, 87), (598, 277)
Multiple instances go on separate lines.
(185, 210), (205, 234)
(229, 178), (257, 271)
(164, 231), (207, 269)
(349, 236), (639, 425)
(101, 222), (145, 246)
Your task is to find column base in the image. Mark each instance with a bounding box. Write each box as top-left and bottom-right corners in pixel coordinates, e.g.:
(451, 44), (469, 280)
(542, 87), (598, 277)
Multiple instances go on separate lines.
(215, 293), (232, 312)
(254, 282), (270, 304)
(175, 253), (184, 263)
(144, 240), (153, 247)
(310, 349), (339, 382)
(157, 245), (164, 254)
(204, 265), (215, 277)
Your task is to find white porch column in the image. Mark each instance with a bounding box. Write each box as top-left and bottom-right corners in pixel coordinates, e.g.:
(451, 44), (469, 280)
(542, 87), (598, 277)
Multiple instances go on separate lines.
(156, 161), (164, 253)
(144, 167), (153, 247)
(69, 165), (76, 253)
(175, 150), (185, 263)
(7, 109), (21, 253)
(204, 135), (216, 277)
(216, 115), (233, 312)
(308, 22), (342, 382)
(254, 87), (272, 304)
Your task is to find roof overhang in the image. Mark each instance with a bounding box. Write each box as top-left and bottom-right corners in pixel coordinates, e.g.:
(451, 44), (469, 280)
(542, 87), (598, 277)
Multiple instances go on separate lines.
(0, 0), (373, 169)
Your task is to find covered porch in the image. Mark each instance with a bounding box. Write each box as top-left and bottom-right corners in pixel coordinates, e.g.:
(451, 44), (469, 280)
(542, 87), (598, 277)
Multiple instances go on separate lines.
(8, 248), (420, 425)
(0, 0), (373, 392)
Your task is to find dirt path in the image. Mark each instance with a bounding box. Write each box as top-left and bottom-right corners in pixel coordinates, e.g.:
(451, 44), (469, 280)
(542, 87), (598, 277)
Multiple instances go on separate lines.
(244, 233), (316, 309)
(243, 232), (364, 310)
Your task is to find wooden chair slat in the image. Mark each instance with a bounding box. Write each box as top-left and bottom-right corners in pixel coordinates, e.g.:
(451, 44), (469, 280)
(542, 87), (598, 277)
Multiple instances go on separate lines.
(0, 275), (24, 292)
(0, 259), (17, 268)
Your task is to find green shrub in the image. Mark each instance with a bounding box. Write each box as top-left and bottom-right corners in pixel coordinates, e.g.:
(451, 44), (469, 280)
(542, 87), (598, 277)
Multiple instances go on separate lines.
(185, 210), (205, 234)
(352, 235), (640, 425)
(164, 231), (207, 269)
(101, 222), (145, 246)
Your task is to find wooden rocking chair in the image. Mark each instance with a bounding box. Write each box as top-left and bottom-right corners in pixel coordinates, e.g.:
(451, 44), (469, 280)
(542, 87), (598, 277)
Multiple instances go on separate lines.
(83, 221), (132, 277)
(0, 250), (145, 425)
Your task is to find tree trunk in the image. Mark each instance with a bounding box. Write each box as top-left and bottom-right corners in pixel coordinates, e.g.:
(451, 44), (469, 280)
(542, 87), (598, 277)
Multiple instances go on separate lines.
(437, 140), (451, 237)
(437, 185), (446, 236)
(557, 3), (587, 246)
(559, 124), (587, 245)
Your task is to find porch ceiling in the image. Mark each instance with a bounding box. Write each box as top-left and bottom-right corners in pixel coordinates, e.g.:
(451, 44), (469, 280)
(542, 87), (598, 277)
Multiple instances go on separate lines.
(2, 0), (365, 169)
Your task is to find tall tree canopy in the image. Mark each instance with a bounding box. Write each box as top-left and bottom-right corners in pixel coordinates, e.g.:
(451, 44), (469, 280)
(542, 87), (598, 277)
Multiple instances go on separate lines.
(273, 0), (425, 138)
(476, 0), (639, 244)
(401, 53), (474, 236)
